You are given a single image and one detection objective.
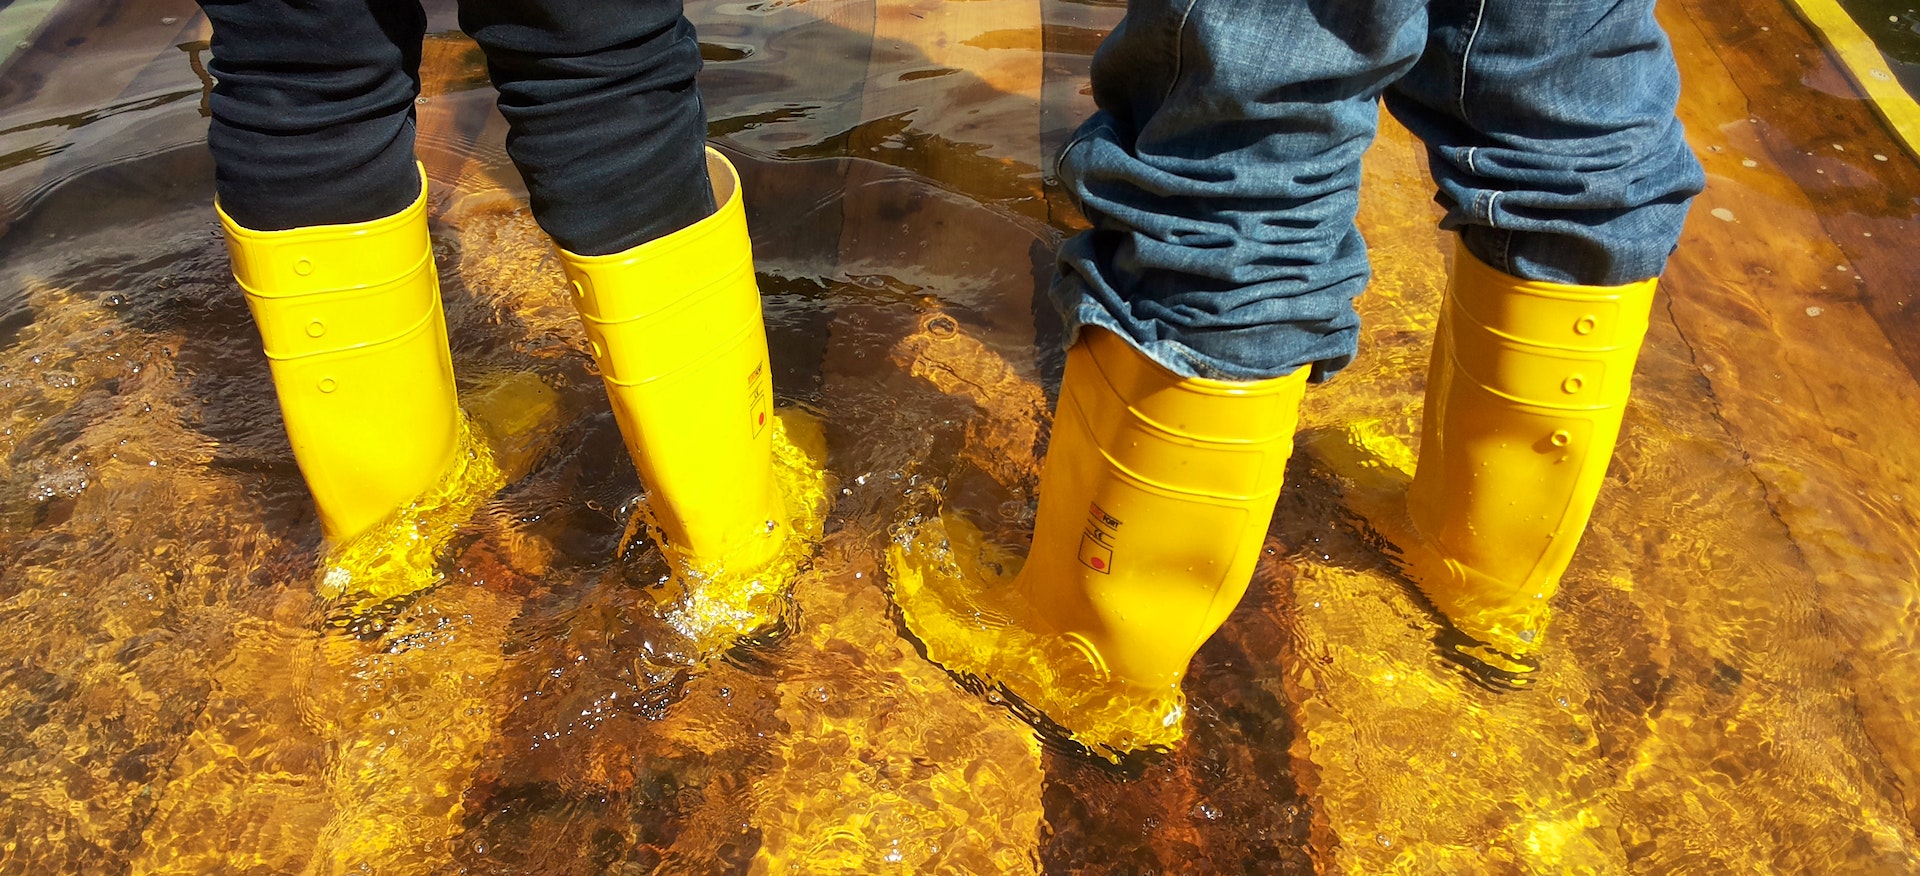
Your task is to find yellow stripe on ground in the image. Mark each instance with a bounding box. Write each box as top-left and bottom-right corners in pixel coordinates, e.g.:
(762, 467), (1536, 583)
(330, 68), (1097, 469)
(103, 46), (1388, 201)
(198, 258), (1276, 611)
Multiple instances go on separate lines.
(1782, 0), (1920, 162)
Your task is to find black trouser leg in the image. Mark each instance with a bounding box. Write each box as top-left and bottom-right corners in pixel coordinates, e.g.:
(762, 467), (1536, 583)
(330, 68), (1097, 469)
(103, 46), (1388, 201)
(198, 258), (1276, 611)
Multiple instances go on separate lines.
(198, 0), (428, 229)
(459, 0), (715, 255)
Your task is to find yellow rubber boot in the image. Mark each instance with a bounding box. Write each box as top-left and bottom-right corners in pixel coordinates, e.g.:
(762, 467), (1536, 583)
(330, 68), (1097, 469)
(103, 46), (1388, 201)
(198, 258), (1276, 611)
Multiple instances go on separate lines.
(559, 148), (782, 575)
(1018, 327), (1309, 692)
(218, 169), (460, 543)
(1405, 244), (1658, 655)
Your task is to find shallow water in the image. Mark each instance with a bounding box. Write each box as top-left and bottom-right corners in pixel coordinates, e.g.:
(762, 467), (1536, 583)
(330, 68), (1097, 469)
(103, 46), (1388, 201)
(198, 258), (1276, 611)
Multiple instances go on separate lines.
(4, 0), (1920, 872)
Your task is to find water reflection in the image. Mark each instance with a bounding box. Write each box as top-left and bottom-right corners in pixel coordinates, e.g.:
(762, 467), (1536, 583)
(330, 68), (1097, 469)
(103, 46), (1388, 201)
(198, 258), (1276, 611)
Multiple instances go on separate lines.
(3, 0), (1920, 872)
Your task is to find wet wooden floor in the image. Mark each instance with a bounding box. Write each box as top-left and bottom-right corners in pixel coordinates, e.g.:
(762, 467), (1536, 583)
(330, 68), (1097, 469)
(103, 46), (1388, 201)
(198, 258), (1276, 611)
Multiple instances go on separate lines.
(2, 0), (1919, 872)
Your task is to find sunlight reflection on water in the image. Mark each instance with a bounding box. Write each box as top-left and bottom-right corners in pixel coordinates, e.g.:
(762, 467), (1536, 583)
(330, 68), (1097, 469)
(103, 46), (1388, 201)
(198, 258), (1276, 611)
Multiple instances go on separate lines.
(2, 0), (1920, 872)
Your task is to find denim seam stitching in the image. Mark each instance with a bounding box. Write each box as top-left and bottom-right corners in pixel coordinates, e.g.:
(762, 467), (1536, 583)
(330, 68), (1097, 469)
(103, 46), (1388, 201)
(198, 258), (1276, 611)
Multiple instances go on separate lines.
(1054, 125), (1107, 205)
(1456, 0), (1488, 123)
(1055, 129), (1089, 180)
(1167, 0), (1203, 104)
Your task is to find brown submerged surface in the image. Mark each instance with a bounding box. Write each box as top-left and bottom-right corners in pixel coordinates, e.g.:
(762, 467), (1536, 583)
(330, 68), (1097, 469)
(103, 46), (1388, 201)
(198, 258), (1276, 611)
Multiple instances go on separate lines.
(3, 0), (1920, 872)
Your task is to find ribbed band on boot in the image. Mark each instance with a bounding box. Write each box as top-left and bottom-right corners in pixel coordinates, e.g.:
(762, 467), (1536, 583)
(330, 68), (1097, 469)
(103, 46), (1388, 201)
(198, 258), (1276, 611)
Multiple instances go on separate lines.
(220, 174), (442, 364)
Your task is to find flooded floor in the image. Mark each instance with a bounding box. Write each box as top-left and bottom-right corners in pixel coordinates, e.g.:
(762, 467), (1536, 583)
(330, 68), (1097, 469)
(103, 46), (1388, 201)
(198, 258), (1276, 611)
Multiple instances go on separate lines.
(4, 0), (1920, 872)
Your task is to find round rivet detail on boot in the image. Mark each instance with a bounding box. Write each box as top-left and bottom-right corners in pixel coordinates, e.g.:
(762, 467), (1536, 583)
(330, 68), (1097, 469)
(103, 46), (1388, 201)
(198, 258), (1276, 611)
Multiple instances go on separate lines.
(294, 258), (314, 276)
(318, 377), (337, 394)
(306, 320), (326, 338)
(1575, 315), (1598, 335)
(1562, 375), (1585, 394)
(1550, 430), (1572, 447)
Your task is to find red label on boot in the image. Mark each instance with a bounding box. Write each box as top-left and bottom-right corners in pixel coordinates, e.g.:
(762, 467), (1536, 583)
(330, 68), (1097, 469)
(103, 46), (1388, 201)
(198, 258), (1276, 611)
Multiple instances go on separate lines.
(1079, 534), (1113, 573)
(747, 362), (769, 439)
(1078, 502), (1122, 573)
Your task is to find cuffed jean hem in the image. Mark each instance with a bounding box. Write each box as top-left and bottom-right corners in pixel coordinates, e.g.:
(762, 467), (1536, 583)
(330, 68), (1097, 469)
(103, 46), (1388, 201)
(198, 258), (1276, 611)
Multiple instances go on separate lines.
(1048, 271), (1336, 383)
(1050, 0), (1704, 384)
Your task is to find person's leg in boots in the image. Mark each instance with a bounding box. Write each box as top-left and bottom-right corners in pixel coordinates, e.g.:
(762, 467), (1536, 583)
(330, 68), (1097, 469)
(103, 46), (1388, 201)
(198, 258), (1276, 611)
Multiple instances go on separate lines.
(891, 0), (1432, 756)
(198, 0), (496, 605)
(461, 0), (827, 646)
(1346, 0), (1707, 675)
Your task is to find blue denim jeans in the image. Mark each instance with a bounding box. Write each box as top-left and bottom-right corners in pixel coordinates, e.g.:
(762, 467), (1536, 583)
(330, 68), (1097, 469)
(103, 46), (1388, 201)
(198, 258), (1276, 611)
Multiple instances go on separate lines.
(1052, 0), (1706, 381)
(198, 0), (714, 255)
